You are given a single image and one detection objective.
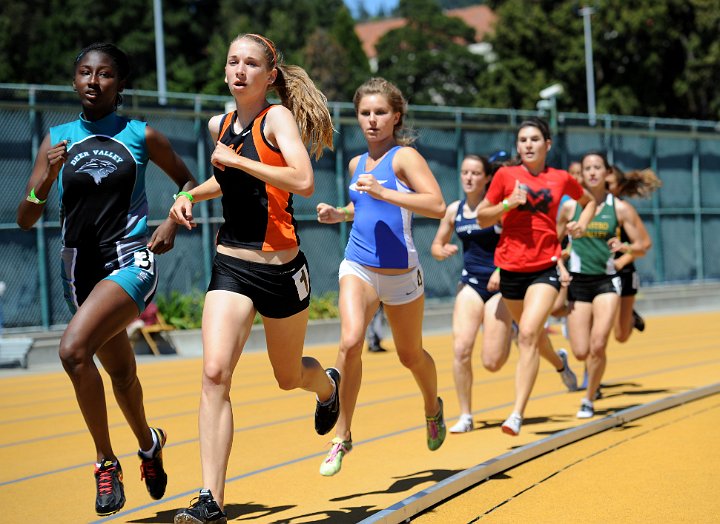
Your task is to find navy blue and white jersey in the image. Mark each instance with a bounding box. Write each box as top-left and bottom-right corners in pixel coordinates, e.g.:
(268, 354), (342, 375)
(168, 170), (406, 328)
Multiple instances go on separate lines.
(454, 198), (500, 274)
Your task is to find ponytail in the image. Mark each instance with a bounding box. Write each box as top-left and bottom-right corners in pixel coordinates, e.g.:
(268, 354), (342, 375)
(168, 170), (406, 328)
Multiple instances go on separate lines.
(273, 64), (334, 160)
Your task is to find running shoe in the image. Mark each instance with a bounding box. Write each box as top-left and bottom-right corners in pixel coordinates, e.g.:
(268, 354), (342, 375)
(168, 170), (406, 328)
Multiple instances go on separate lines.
(319, 437), (353, 476)
(632, 309), (646, 332)
(174, 489), (227, 524)
(94, 459), (125, 516)
(426, 397), (447, 450)
(576, 399), (595, 419)
(139, 427), (168, 500)
(501, 412), (522, 436)
(315, 368), (341, 435)
(557, 349), (578, 391)
(449, 414), (474, 434)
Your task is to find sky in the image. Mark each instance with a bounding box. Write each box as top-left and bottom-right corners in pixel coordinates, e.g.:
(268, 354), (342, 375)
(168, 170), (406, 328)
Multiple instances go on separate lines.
(343, 0), (399, 17)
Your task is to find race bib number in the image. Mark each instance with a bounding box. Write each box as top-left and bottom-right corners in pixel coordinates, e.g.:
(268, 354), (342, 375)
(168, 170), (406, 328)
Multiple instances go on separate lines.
(292, 264), (310, 301)
(133, 249), (154, 272)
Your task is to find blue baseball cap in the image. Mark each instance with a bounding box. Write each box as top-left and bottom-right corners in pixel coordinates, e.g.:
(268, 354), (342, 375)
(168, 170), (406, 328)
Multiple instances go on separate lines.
(489, 150), (509, 163)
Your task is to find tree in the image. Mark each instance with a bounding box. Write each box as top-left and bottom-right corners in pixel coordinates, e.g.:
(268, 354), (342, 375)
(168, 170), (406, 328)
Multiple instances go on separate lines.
(374, 0), (485, 106)
(201, 0), (361, 98)
(592, 0), (720, 119)
(478, 0), (720, 120)
(303, 29), (352, 102)
(474, 0), (574, 111)
(0, 0), (220, 95)
(328, 4), (371, 99)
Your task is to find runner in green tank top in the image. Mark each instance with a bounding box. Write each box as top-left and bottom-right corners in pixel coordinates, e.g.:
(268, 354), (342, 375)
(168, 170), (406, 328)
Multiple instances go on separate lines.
(568, 192), (619, 275)
(557, 152), (651, 419)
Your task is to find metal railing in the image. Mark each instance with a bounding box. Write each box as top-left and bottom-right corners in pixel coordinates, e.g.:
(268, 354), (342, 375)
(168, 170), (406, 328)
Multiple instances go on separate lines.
(2, 84), (719, 329)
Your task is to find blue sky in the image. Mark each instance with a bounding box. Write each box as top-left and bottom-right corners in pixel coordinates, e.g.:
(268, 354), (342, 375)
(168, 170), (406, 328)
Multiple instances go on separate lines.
(343, 0), (399, 17)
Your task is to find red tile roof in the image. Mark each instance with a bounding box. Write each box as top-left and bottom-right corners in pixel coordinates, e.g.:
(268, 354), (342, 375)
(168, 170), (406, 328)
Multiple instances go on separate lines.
(355, 4), (497, 58)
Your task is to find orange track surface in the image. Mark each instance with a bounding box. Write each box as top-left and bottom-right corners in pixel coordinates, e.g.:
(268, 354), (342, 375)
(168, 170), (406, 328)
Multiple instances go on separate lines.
(1, 311), (718, 523)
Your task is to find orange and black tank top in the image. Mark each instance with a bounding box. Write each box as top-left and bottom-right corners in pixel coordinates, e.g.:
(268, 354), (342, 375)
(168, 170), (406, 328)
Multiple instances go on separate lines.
(214, 105), (299, 251)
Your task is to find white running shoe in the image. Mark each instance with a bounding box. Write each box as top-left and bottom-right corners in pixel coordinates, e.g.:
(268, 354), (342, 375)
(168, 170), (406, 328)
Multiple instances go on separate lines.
(449, 414), (473, 433)
(501, 413), (522, 436)
(576, 399), (594, 419)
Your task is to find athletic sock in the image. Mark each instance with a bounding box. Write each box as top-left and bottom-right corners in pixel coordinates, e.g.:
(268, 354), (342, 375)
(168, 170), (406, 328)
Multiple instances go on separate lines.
(317, 378), (337, 406)
(138, 428), (159, 459)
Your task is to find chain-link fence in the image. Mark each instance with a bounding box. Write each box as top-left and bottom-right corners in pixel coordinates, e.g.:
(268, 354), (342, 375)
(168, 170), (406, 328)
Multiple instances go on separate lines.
(2, 84), (719, 329)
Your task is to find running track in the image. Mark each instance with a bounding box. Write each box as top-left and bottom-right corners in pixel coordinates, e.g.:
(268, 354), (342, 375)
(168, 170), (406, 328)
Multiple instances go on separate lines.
(1, 311), (718, 523)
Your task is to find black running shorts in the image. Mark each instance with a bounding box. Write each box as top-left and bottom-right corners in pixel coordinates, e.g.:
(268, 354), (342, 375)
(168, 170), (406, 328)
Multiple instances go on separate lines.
(617, 268), (639, 297)
(568, 273), (621, 303)
(208, 251), (311, 318)
(499, 265), (561, 300)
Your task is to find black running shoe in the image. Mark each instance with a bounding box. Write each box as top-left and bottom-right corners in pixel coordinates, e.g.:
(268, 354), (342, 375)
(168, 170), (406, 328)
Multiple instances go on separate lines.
(94, 459), (125, 516)
(315, 367), (341, 435)
(174, 489), (227, 524)
(139, 427), (168, 499)
(632, 309), (645, 332)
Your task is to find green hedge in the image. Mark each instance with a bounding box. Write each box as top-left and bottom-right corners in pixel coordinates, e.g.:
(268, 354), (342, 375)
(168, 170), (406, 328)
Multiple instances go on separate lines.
(156, 290), (339, 329)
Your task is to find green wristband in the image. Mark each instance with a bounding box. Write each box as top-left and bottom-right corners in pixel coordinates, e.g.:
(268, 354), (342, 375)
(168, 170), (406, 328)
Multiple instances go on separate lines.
(338, 206), (350, 221)
(173, 191), (194, 203)
(502, 199), (510, 211)
(26, 188), (47, 205)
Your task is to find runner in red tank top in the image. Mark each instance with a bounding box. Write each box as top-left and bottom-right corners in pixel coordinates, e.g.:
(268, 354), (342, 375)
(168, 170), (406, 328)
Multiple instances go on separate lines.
(477, 117), (597, 437)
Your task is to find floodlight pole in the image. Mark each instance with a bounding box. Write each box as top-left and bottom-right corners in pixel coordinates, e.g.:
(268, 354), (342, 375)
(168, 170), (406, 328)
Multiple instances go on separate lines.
(579, 5), (596, 126)
(153, 0), (167, 105)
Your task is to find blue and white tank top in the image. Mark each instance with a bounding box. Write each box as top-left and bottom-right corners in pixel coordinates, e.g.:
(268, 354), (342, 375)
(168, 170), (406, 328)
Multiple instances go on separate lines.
(344, 146), (418, 269)
(50, 112), (149, 259)
(454, 198), (500, 275)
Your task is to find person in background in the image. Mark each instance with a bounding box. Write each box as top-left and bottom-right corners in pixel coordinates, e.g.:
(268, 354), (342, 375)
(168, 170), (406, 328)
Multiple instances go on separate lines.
(567, 161), (582, 183)
(559, 151), (651, 418)
(431, 154), (514, 433)
(476, 117), (596, 436)
(169, 33), (338, 524)
(606, 165), (661, 342)
(316, 77), (447, 476)
(365, 304), (387, 352)
(16, 43), (197, 516)
(126, 302), (160, 339)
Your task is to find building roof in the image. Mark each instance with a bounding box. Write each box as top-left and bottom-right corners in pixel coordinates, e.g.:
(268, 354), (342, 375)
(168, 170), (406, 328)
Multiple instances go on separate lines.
(354, 4), (497, 58)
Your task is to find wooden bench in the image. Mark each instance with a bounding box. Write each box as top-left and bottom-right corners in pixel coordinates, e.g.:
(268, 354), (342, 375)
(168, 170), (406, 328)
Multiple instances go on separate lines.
(138, 312), (175, 356)
(0, 337), (34, 368)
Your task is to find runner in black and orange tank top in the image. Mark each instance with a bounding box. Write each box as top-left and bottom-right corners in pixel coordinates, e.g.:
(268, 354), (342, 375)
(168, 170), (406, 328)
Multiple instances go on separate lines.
(168, 33), (336, 524)
(214, 106), (299, 251)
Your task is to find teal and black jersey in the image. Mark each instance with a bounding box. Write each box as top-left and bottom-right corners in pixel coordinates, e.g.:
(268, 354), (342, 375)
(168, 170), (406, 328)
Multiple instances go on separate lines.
(569, 193), (619, 275)
(50, 112), (149, 258)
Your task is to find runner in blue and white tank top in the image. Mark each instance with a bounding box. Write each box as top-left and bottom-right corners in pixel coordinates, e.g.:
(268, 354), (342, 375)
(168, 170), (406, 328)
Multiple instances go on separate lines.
(17, 43), (196, 517)
(431, 154), (513, 433)
(316, 78), (447, 476)
(344, 146), (418, 268)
